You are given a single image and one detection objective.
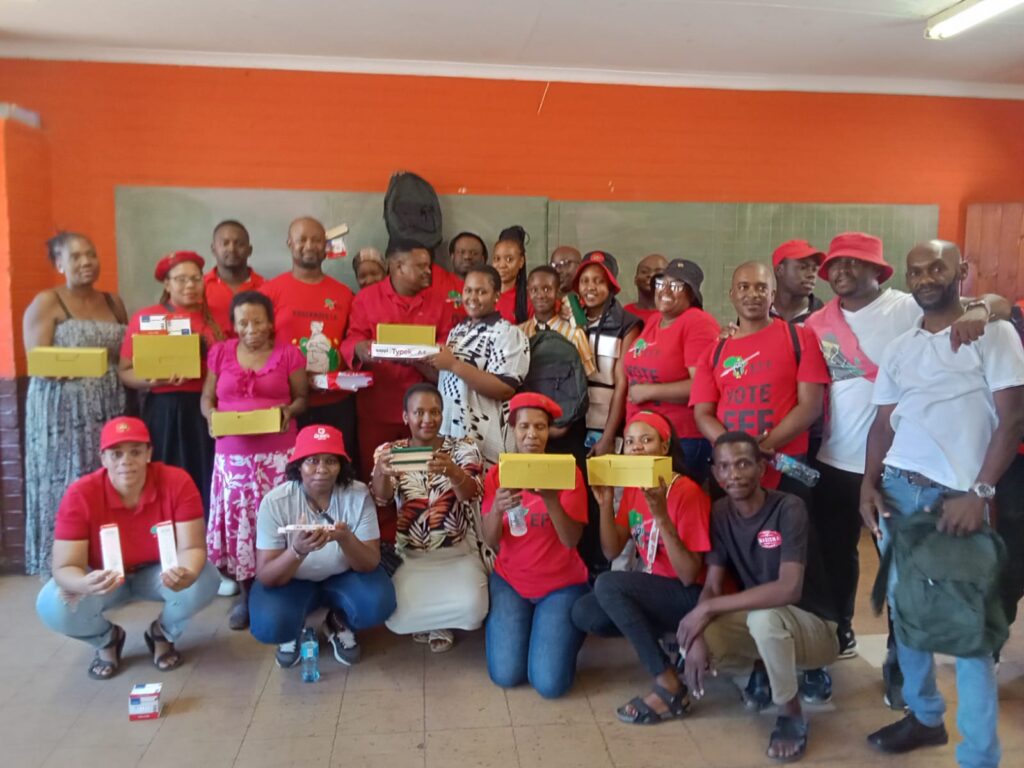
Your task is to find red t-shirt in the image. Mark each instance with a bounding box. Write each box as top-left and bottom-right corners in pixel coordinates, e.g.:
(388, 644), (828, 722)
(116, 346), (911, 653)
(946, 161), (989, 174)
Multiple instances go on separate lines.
(496, 284), (534, 325)
(482, 465), (589, 599)
(204, 268), (265, 336)
(623, 303), (658, 326)
(690, 320), (829, 485)
(615, 476), (712, 580)
(53, 463), (204, 572)
(261, 273), (354, 407)
(120, 303), (221, 394)
(340, 277), (460, 425)
(624, 308), (721, 438)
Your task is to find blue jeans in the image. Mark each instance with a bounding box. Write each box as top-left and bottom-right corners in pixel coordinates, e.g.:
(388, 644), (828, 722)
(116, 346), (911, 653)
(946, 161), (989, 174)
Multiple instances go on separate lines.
(485, 572), (587, 699)
(36, 561), (219, 648)
(249, 566), (396, 644)
(880, 467), (1000, 768)
(680, 437), (712, 485)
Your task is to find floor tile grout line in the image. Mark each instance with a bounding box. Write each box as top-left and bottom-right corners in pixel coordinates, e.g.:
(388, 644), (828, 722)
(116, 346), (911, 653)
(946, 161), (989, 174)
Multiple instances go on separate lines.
(227, 652), (272, 767)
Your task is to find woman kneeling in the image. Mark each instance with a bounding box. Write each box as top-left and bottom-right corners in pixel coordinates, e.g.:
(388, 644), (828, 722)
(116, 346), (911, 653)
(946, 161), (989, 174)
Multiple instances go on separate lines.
(482, 393), (589, 699)
(251, 425), (396, 668)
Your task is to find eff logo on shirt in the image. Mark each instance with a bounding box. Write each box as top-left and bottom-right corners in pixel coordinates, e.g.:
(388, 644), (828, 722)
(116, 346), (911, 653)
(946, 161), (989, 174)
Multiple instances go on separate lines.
(757, 530), (783, 549)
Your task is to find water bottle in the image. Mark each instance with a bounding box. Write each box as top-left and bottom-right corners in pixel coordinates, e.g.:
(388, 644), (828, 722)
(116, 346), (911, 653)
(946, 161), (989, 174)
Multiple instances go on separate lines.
(300, 626), (320, 683)
(773, 454), (820, 487)
(507, 505), (529, 537)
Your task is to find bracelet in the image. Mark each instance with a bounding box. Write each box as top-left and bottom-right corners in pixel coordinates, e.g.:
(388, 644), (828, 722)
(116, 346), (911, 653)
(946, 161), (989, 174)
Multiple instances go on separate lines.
(291, 544), (306, 560)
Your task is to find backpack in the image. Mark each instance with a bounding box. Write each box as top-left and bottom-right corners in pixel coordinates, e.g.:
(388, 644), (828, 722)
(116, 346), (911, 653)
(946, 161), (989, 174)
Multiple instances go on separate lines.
(871, 510), (1008, 657)
(383, 171), (443, 250)
(522, 330), (589, 428)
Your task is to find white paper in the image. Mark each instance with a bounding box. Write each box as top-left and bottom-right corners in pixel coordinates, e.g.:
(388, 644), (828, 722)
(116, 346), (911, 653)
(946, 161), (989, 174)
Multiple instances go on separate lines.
(154, 522), (178, 571)
(99, 524), (125, 577)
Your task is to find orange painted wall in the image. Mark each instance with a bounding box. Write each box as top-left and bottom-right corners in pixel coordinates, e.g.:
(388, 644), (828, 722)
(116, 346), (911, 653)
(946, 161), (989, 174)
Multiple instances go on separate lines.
(2, 58), (1024, 372)
(0, 123), (12, 379)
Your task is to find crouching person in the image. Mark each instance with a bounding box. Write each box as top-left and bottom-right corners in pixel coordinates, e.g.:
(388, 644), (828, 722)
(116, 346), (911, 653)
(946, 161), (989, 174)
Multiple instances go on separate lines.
(36, 417), (219, 679)
(677, 432), (838, 762)
(250, 425), (396, 669)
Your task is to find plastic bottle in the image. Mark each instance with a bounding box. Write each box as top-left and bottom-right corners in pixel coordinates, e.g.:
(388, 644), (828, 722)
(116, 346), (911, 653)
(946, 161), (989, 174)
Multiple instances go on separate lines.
(773, 454), (820, 487)
(300, 626), (320, 683)
(507, 505), (529, 537)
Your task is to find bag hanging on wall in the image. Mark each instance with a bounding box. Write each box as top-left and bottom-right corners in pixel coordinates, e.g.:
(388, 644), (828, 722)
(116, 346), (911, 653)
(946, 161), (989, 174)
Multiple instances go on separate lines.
(383, 170), (443, 250)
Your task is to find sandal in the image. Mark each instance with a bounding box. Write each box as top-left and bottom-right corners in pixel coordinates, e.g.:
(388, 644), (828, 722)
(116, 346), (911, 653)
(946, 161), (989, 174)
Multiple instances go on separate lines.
(87, 624), (126, 680)
(144, 619), (183, 671)
(428, 629), (454, 654)
(767, 715), (808, 762)
(412, 632), (430, 644)
(616, 683), (690, 725)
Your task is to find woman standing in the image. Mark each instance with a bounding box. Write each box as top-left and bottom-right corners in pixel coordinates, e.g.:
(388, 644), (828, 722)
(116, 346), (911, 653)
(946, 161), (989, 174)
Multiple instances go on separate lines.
(119, 251), (224, 516)
(22, 232), (128, 576)
(481, 393), (590, 699)
(491, 225), (532, 325)
(372, 383), (488, 653)
(429, 265), (529, 466)
(201, 291), (308, 630)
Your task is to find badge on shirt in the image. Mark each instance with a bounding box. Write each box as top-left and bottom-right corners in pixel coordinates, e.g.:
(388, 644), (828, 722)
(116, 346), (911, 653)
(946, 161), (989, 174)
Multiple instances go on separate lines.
(757, 530), (783, 549)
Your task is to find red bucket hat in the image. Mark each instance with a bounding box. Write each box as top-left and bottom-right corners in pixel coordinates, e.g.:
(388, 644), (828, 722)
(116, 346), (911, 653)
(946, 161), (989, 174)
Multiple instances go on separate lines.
(508, 393), (563, 421)
(291, 424), (349, 463)
(100, 416), (151, 450)
(819, 232), (893, 283)
(772, 240), (824, 268)
(572, 251), (621, 295)
(154, 251), (205, 282)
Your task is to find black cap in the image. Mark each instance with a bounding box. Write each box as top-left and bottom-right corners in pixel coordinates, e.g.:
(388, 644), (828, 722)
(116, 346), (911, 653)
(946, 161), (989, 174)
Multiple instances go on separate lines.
(659, 259), (704, 306)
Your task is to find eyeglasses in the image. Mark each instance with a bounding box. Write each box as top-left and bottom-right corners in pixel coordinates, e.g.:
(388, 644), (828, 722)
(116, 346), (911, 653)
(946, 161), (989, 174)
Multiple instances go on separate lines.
(653, 277), (687, 293)
(551, 259), (580, 270)
(169, 275), (203, 286)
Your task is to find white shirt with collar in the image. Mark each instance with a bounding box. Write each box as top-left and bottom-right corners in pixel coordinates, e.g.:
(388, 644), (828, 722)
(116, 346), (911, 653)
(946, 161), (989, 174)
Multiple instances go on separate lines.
(872, 317), (1024, 491)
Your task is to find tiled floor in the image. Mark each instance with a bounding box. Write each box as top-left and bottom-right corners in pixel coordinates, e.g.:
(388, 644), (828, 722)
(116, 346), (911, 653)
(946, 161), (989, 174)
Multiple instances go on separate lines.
(1, 534), (1022, 768)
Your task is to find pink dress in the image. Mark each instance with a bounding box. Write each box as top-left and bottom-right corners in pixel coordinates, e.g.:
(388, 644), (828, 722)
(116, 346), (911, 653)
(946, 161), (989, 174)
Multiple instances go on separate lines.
(206, 339), (305, 580)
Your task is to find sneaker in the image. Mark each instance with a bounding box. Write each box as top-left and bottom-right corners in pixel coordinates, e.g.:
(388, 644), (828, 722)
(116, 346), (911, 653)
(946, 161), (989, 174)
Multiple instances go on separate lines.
(837, 625), (858, 659)
(743, 663), (772, 710)
(217, 575), (239, 597)
(275, 639), (300, 669)
(799, 668), (832, 704)
(324, 610), (361, 666)
(883, 658), (907, 711)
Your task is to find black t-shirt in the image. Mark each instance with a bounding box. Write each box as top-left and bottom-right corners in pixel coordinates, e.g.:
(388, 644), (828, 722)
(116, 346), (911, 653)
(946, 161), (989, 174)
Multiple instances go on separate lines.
(707, 490), (836, 622)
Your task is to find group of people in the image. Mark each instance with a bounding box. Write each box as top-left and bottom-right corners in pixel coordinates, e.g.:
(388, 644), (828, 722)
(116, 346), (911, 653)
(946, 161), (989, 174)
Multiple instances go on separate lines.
(23, 217), (1024, 767)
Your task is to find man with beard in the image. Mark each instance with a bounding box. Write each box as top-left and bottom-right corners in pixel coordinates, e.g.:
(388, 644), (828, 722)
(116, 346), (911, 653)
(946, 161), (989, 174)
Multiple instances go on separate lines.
(860, 240), (1024, 766)
(262, 217), (356, 464)
(204, 220), (264, 334)
(769, 240), (824, 324)
(805, 233), (1008, 695)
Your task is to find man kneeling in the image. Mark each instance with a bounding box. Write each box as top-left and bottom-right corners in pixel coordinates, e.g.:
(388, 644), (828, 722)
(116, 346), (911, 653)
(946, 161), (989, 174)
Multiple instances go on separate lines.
(677, 432), (838, 762)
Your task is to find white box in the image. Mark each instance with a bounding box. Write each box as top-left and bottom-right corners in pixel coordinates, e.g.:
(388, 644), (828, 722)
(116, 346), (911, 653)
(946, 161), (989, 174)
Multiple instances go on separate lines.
(99, 524), (124, 577)
(129, 683), (163, 721)
(370, 343), (440, 360)
(154, 521), (178, 571)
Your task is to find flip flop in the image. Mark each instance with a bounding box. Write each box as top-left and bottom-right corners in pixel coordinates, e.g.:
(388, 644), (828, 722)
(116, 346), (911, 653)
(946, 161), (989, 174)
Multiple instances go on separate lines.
(87, 624), (126, 680)
(616, 683), (690, 725)
(144, 619), (183, 671)
(428, 630), (454, 653)
(768, 715), (808, 762)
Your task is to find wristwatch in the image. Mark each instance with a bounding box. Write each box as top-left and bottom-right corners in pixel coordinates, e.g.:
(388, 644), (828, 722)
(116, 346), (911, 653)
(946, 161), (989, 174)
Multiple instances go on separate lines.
(963, 299), (993, 320)
(970, 482), (996, 499)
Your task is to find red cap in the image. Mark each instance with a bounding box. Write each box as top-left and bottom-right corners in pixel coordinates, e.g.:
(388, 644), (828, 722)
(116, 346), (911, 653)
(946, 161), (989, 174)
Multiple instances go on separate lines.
(771, 240), (824, 268)
(819, 232), (892, 283)
(100, 417), (151, 450)
(572, 251), (621, 295)
(508, 393), (563, 421)
(154, 251), (205, 281)
(626, 410), (672, 443)
(291, 424), (349, 464)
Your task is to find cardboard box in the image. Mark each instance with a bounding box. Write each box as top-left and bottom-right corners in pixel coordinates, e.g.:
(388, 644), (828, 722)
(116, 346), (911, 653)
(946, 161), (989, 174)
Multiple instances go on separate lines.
(498, 453), (577, 490)
(370, 343), (440, 360)
(210, 407), (282, 437)
(586, 455), (673, 488)
(311, 371), (374, 391)
(390, 445), (433, 473)
(376, 324), (437, 345)
(129, 683), (162, 721)
(154, 521), (178, 572)
(99, 524), (124, 577)
(132, 334), (201, 380)
(27, 346), (108, 378)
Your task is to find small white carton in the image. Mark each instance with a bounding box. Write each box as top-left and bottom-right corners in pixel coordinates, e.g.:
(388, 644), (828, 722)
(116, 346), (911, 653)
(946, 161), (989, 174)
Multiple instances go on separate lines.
(154, 521), (178, 572)
(99, 524), (125, 577)
(129, 682), (163, 721)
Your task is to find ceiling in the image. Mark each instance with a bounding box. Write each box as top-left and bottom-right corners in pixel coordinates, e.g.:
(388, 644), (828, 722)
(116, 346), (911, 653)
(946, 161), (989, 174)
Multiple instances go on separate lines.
(2, 0), (1024, 98)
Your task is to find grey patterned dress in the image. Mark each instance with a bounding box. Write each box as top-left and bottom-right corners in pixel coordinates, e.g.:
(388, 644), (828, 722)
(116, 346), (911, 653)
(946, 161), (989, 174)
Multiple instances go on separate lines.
(24, 300), (127, 576)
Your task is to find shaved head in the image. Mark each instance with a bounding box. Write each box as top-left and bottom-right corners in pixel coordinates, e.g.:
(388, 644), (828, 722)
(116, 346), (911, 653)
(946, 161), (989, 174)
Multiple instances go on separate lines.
(907, 239), (962, 268)
(731, 261), (775, 289)
(287, 216), (327, 271)
(906, 240), (967, 312)
(730, 261), (775, 323)
(288, 216), (325, 240)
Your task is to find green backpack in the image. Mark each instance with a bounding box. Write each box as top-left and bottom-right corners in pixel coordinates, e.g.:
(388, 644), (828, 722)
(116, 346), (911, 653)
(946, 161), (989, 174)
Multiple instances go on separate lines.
(871, 511), (1008, 658)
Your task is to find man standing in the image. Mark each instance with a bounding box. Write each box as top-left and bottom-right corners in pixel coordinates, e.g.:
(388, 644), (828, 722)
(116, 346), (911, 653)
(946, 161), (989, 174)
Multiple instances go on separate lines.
(770, 240), (824, 324)
(261, 217), (356, 460)
(205, 220), (264, 334)
(449, 232), (488, 280)
(550, 245), (587, 327)
(624, 253), (668, 325)
(860, 240), (1024, 767)
(679, 432), (839, 762)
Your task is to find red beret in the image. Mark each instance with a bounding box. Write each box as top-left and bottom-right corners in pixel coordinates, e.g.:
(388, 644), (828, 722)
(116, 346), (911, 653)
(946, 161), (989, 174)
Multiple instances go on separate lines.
(508, 393), (563, 421)
(154, 251), (205, 282)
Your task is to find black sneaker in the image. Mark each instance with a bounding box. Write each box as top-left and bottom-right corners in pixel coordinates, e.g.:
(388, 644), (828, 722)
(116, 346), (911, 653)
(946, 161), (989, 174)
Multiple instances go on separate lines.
(743, 662), (772, 710)
(275, 638), (301, 668)
(324, 610), (361, 666)
(837, 625), (858, 659)
(868, 713), (948, 753)
(883, 658), (907, 710)
(799, 668), (832, 704)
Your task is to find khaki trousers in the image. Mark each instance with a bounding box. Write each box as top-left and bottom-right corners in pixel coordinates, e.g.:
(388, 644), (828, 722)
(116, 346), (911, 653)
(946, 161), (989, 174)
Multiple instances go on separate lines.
(703, 606), (839, 705)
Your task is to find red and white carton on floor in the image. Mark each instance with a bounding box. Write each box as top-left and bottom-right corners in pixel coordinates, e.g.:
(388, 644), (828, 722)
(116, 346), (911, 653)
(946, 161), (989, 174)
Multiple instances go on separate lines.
(129, 682), (163, 721)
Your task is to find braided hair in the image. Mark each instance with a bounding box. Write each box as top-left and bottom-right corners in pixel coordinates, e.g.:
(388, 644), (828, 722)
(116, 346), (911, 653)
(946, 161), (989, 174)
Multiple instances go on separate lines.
(496, 225), (530, 324)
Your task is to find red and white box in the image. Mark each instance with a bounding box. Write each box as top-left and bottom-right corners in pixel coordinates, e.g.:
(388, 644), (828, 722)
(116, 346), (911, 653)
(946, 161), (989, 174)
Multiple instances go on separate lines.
(311, 371), (374, 392)
(129, 682), (163, 721)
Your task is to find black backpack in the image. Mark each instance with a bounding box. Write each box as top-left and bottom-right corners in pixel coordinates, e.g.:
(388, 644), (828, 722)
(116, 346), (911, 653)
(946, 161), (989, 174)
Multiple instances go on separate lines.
(522, 330), (589, 428)
(383, 171), (443, 250)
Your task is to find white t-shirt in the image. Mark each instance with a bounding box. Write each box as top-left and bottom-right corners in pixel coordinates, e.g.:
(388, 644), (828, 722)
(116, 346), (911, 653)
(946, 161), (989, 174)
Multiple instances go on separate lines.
(816, 290), (922, 473)
(872, 319), (1024, 491)
(255, 480), (380, 582)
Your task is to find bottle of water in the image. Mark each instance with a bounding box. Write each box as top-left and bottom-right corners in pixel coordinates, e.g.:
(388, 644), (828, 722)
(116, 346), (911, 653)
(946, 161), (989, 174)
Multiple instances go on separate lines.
(300, 626), (320, 683)
(773, 454), (820, 487)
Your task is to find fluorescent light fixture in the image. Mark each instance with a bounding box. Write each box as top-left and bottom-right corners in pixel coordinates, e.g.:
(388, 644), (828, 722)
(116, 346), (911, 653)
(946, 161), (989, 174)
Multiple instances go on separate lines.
(925, 0), (1024, 39)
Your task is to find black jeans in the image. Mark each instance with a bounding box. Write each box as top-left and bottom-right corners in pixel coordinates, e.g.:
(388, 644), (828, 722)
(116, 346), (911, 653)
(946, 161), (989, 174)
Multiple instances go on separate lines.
(996, 453), (1024, 626)
(571, 571), (701, 678)
(810, 461), (865, 628)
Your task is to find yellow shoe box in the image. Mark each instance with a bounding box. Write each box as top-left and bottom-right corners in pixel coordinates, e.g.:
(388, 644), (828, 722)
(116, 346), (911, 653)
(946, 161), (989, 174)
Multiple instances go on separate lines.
(586, 455), (673, 488)
(28, 346), (108, 378)
(376, 324), (437, 345)
(498, 453), (577, 490)
(132, 334), (201, 380)
(210, 407), (282, 437)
